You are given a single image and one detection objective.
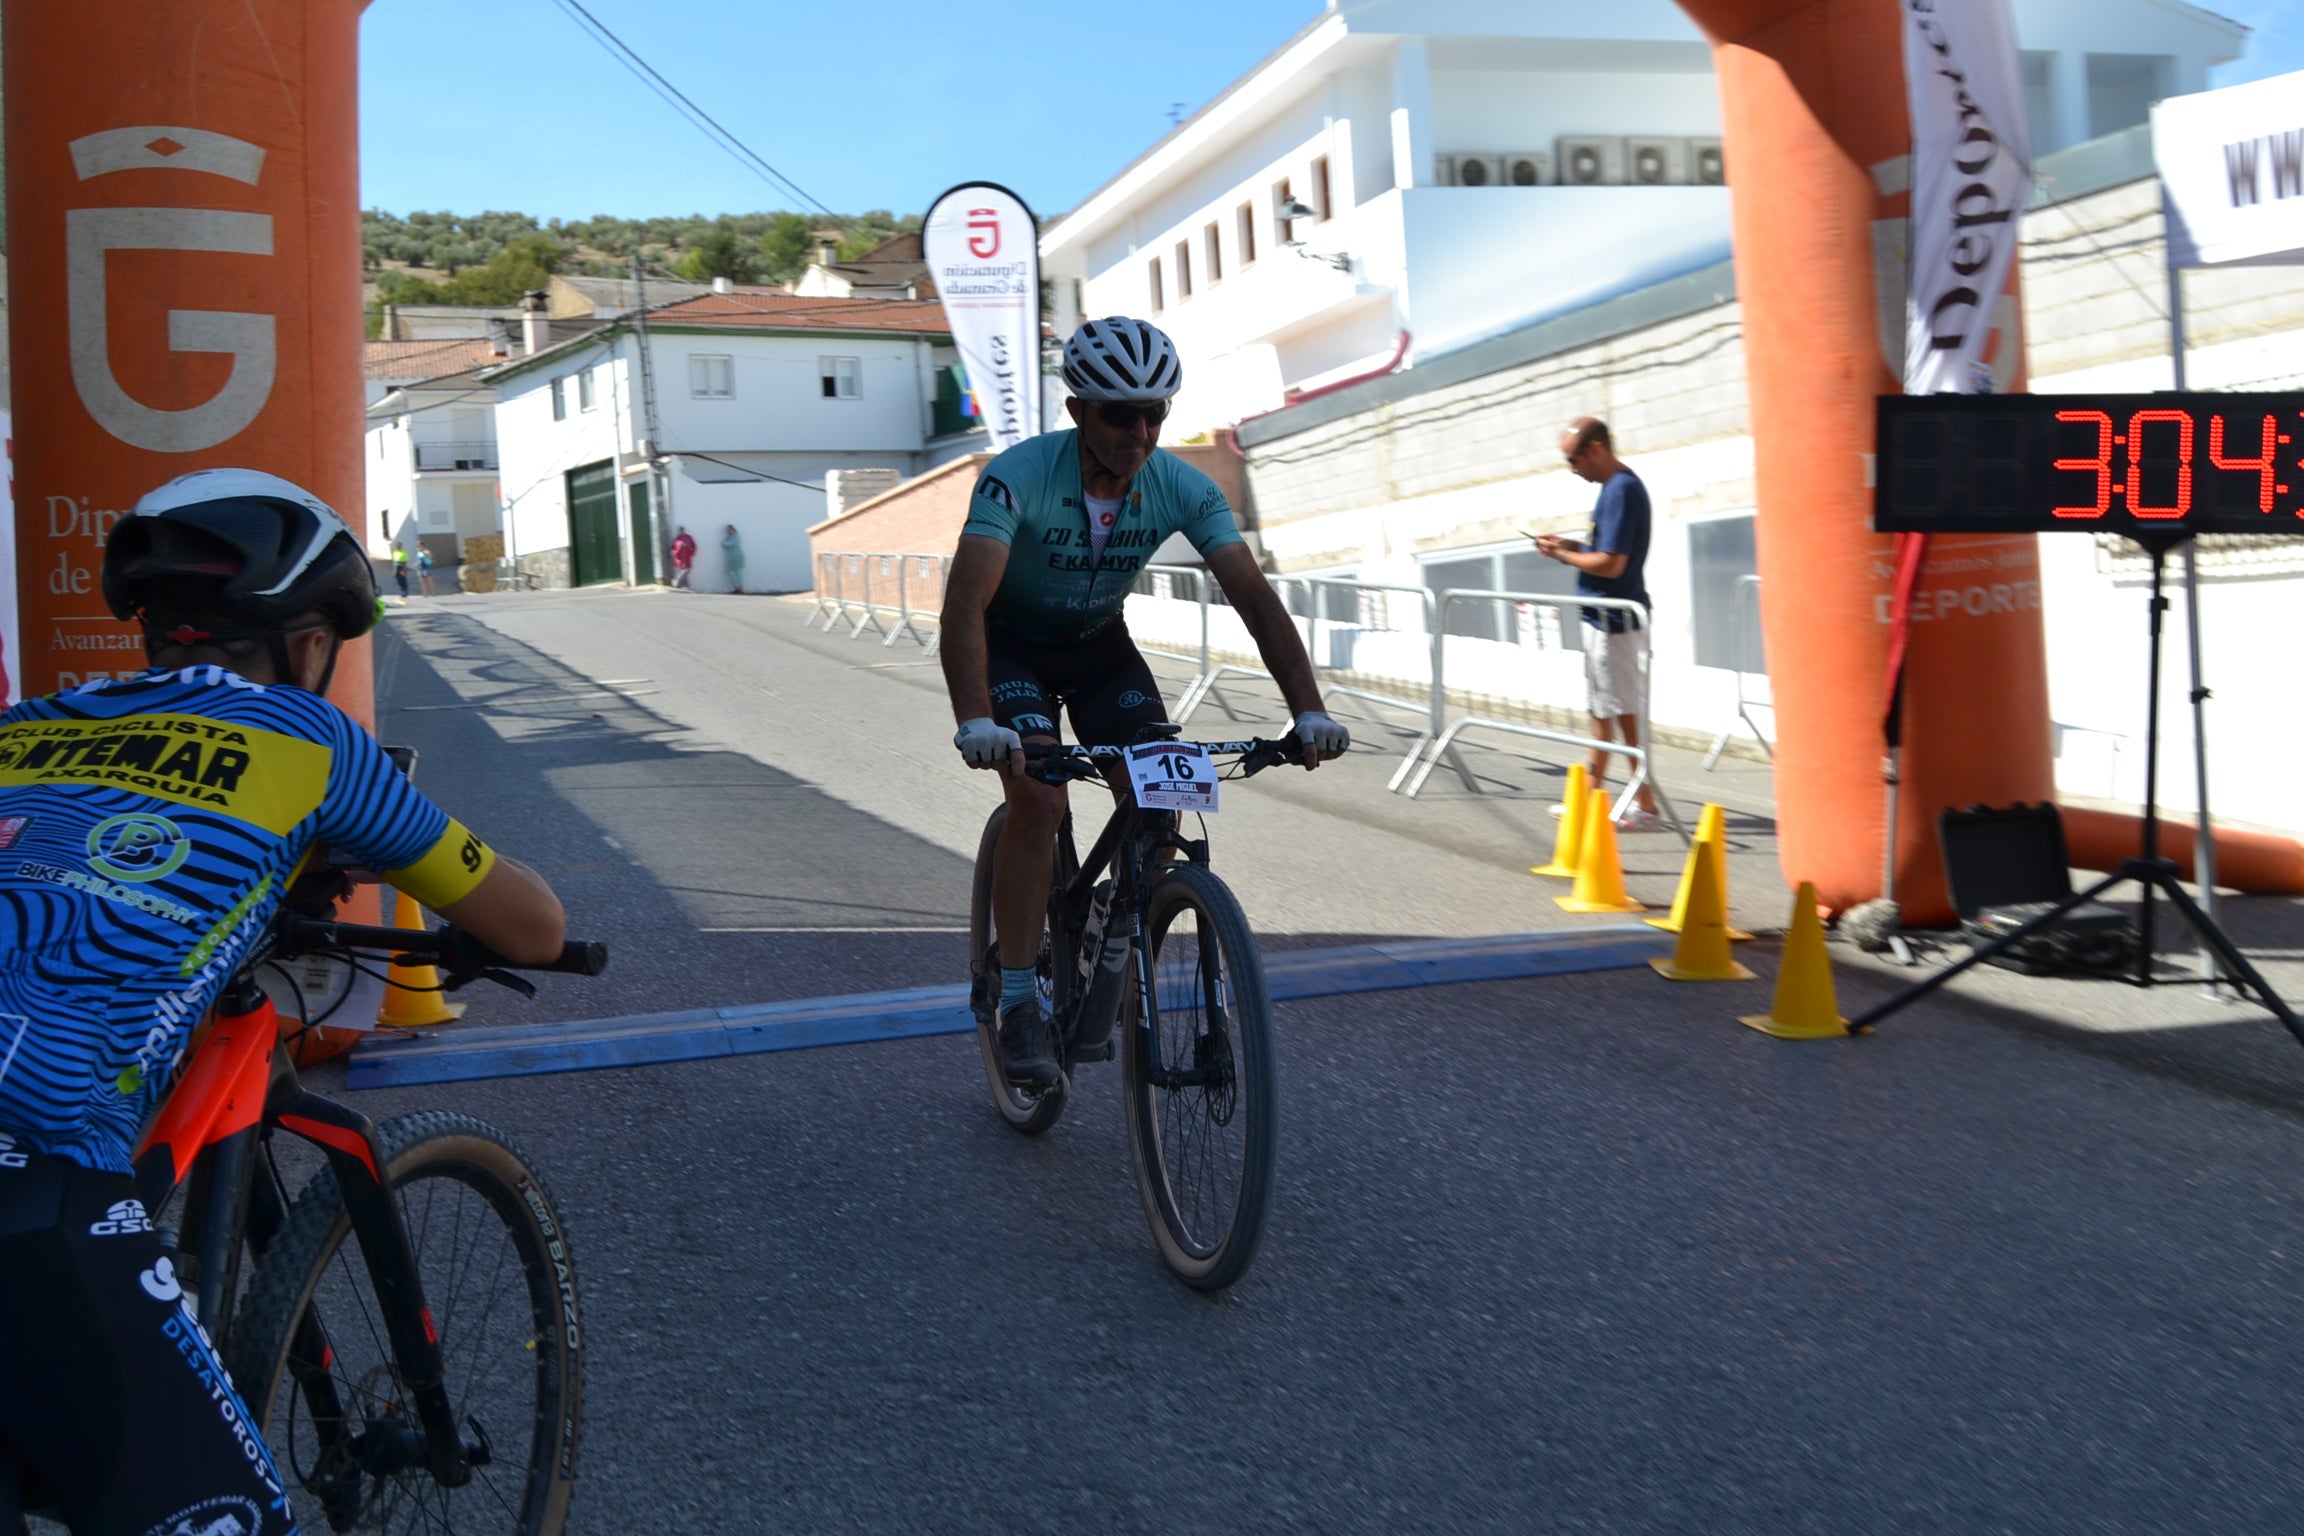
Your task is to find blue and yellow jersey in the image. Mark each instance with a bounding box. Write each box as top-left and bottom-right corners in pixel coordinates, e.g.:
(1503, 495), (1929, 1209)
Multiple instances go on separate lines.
(0, 668), (498, 1174)
(960, 429), (1244, 643)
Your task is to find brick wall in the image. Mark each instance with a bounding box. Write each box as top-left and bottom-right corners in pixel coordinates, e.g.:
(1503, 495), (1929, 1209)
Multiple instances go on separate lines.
(2022, 176), (2304, 383)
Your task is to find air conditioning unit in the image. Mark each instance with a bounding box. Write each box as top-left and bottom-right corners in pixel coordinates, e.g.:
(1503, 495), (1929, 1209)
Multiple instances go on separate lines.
(1437, 153), (1505, 188)
(1626, 137), (1690, 186)
(1555, 136), (1625, 186)
(1690, 137), (1727, 185)
(1502, 151), (1553, 187)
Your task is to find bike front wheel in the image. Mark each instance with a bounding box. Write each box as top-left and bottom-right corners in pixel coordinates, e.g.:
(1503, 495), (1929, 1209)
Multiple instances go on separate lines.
(230, 1112), (581, 1536)
(1123, 863), (1279, 1290)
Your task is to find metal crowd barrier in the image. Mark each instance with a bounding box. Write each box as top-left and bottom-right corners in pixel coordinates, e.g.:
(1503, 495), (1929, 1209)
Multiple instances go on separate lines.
(803, 555), (1679, 836)
(1702, 573), (1773, 770)
(1158, 573), (1451, 789)
(1399, 589), (1685, 840)
(804, 551), (948, 654)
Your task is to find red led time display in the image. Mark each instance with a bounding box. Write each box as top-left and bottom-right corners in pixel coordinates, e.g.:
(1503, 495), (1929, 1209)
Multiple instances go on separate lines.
(1875, 393), (2304, 535)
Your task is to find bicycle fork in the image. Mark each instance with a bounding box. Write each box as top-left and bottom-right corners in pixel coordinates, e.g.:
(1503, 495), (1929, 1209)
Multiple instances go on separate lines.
(269, 1078), (481, 1490)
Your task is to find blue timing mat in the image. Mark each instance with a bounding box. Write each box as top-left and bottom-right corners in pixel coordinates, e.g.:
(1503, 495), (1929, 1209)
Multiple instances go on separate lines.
(345, 926), (1674, 1090)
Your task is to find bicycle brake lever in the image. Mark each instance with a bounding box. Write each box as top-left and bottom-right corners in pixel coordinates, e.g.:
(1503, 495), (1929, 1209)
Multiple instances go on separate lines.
(442, 966), (536, 999)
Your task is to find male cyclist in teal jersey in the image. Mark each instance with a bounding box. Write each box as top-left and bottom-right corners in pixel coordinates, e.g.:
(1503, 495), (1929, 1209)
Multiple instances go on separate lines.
(0, 468), (566, 1536)
(941, 317), (1350, 1090)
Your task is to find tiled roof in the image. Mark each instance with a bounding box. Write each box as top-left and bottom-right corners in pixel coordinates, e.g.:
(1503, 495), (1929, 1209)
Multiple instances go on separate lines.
(849, 231), (922, 265)
(363, 337), (503, 381)
(648, 291), (952, 335)
(367, 320), (608, 389)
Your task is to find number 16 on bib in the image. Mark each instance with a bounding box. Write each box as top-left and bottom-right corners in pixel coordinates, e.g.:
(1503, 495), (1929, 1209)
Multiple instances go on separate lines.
(1126, 742), (1219, 813)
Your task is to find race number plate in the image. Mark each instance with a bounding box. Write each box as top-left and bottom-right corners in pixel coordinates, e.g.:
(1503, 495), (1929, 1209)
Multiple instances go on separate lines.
(1126, 742), (1219, 813)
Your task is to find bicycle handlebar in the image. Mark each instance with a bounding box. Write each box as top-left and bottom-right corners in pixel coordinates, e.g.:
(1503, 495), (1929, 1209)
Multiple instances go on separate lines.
(284, 919), (610, 978)
(1021, 735), (1305, 784)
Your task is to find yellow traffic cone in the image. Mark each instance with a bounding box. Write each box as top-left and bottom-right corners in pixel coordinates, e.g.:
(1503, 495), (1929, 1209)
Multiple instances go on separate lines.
(1739, 881), (1848, 1038)
(1646, 803), (1754, 940)
(1531, 764), (1589, 878)
(1649, 841), (1755, 981)
(1557, 786), (1645, 914)
(378, 888), (466, 1028)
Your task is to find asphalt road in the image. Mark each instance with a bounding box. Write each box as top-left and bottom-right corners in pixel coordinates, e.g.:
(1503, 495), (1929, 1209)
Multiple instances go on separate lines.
(310, 586), (2304, 1534)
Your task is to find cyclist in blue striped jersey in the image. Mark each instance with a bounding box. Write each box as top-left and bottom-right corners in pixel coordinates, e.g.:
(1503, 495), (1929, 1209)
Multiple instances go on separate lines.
(0, 468), (566, 1536)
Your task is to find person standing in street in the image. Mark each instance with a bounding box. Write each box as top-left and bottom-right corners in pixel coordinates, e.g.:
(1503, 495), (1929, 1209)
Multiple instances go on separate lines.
(722, 523), (746, 594)
(391, 542), (410, 602)
(1535, 416), (1660, 829)
(669, 525), (696, 590)
(416, 543), (437, 596)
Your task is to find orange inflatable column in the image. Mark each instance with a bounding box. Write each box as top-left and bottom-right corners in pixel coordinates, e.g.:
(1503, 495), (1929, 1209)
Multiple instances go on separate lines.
(3, 0), (372, 727)
(1682, 0), (2053, 922)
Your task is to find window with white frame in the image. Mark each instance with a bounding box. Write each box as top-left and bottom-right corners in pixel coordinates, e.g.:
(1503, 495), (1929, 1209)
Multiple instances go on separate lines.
(819, 356), (862, 400)
(690, 354), (734, 399)
(1235, 202), (1257, 267)
(1420, 543), (1582, 649)
(550, 377), (567, 421)
(1203, 221), (1222, 285)
(1311, 155), (1333, 220)
(577, 366), (597, 412)
(1148, 256), (1164, 313)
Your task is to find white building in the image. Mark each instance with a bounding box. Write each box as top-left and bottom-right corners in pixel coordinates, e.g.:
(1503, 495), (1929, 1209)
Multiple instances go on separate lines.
(364, 363), (511, 573)
(362, 317), (605, 576)
(487, 291), (982, 593)
(1039, 0), (2244, 438)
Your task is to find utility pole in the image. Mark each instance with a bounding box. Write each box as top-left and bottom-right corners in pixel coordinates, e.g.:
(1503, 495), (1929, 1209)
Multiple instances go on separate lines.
(631, 251), (670, 579)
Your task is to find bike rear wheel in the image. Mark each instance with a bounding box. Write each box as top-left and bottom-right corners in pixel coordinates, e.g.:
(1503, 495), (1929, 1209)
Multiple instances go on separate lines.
(1123, 863), (1279, 1290)
(230, 1112), (581, 1536)
(969, 804), (1078, 1135)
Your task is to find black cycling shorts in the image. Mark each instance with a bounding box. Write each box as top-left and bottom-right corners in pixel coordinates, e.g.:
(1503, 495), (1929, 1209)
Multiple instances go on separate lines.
(986, 623), (1169, 750)
(0, 1146), (297, 1536)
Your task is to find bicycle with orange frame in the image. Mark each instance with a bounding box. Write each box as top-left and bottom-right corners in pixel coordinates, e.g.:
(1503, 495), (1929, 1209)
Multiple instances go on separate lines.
(135, 901), (606, 1536)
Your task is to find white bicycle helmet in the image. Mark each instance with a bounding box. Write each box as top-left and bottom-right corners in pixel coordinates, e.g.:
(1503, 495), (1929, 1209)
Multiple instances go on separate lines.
(1062, 318), (1182, 402)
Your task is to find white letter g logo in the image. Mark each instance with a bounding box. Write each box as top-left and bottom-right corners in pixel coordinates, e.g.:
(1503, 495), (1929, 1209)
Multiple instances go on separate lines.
(66, 127), (276, 453)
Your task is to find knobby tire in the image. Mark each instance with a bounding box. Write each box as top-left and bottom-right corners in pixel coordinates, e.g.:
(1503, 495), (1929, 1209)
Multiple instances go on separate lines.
(229, 1112), (581, 1536)
(969, 804), (1077, 1135)
(1123, 863), (1279, 1291)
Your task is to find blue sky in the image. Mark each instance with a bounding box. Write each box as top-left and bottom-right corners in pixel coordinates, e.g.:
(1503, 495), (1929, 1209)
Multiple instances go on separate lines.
(358, 0), (2304, 223)
(357, 0), (1322, 222)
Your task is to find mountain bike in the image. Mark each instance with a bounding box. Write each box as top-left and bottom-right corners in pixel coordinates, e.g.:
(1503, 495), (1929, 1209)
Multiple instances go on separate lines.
(967, 730), (1303, 1291)
(134, 904), (606, 1536)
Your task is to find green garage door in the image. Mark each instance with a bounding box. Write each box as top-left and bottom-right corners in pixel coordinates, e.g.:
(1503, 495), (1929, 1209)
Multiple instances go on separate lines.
(567, 461), (621, 586)
(627, 480), (656, 586)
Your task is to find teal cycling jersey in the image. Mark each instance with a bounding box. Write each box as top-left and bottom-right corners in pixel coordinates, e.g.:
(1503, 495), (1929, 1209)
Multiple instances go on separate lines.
(960, 429), (1244, 642)
(0, 667), (500, 1175)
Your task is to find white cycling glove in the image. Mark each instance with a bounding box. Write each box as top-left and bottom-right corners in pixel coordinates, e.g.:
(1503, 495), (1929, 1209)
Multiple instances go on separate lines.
(954, 716), (1023, 768)
(1293, 710), (1350, 758)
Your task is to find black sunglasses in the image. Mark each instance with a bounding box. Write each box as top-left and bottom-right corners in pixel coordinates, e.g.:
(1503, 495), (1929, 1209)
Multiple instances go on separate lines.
(1094, 400), (1169, 430)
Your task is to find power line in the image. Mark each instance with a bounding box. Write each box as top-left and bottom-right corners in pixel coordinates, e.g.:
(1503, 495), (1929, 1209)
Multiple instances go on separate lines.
(545, 0), (834, 217)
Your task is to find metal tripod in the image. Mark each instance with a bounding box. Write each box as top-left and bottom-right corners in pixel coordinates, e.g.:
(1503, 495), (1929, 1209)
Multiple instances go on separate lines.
(1848, 532), (2302, 1042)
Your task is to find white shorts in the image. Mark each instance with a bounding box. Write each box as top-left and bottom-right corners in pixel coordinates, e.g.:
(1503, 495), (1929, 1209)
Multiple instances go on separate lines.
(1583, 625), (1646, 719)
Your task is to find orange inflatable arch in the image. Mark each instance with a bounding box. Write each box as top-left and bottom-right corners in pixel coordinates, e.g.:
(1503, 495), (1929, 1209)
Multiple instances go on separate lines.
(5, 0), (2294, 923)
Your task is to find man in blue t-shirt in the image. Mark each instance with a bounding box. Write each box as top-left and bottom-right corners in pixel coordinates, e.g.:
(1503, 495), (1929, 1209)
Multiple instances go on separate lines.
(1534, 417), (1660, 828)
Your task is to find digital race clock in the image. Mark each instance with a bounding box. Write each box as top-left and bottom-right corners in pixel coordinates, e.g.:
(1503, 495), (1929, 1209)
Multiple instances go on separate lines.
(1874, 392), (2304, 534)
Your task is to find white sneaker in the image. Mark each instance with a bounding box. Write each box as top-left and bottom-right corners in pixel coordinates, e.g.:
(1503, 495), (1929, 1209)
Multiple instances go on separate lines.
(1617, 807), (1665, 833)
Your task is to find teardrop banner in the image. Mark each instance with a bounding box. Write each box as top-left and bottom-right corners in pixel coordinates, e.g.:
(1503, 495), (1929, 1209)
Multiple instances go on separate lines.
(2, 0), (371, 725)
(922, 182), (1043, 452)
